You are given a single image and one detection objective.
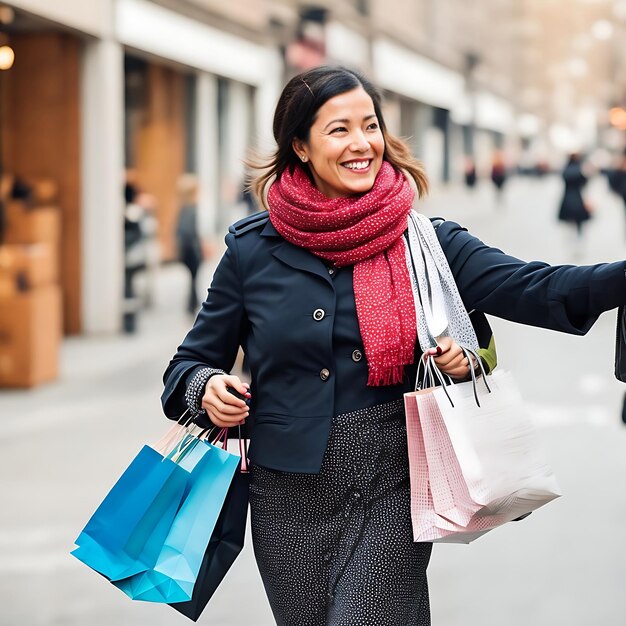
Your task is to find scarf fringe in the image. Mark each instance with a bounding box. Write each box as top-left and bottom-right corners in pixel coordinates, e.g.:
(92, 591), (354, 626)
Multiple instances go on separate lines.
(366, 364), (406, 387)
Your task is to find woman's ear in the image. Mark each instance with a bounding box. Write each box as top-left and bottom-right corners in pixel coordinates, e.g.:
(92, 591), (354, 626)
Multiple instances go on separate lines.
(292, 138), (308, 163)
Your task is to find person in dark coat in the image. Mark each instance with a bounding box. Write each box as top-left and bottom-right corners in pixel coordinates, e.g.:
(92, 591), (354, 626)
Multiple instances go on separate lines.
(557, 153), (591, 243)
(607, 151), (626, 226)
(490, 150), (507, 204)
(161, 67), (626, 626)
(464, 155), (477, 188)
(175, 174), (204, 314)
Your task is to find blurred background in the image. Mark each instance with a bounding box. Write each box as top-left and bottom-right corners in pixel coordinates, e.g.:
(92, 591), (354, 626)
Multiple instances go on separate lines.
(1, 0), (626, 625)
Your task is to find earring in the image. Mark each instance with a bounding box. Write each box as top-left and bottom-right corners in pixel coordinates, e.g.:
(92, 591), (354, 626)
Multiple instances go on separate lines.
(301, 155), (308, 162)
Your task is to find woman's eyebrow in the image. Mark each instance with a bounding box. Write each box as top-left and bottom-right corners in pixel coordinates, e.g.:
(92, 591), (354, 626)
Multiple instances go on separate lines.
(322, 114), (377, 131)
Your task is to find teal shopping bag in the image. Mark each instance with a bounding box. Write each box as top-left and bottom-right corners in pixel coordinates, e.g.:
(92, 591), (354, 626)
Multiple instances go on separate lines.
(113, 437), (240, 603)
(71, 445), (190, 581)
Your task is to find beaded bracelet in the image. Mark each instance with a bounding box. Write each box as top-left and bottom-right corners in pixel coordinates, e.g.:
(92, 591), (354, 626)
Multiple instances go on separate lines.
(185, 367), (227, 416)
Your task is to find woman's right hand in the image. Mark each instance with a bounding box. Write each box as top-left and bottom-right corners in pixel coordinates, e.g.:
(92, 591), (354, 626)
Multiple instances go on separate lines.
(201, 374), (250, 428)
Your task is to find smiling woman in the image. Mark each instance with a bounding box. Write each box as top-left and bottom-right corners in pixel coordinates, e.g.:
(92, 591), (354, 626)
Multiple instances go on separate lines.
(162, 64), (626, 626)
(291, 87), (385, 198)
(251, 65), (428, 203)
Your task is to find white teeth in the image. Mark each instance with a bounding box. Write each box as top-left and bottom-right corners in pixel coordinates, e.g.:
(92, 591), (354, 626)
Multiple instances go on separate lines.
(344, 161), (370, 170)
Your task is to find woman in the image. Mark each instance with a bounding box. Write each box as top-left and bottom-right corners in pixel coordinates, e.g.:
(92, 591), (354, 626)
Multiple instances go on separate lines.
(608, 151), (626, 227)
(162, 66), (626, 625)
(490, 150), (507, 204)
(175, 173), (204, 314)
(557, 153), (591, 249)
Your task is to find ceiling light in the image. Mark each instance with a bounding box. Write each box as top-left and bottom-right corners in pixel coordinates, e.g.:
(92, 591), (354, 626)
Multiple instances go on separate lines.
(0, 45), (14, 70)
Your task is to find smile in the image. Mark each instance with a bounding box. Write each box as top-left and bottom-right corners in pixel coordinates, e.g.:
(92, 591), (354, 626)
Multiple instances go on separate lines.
(341, 159), (372, 172)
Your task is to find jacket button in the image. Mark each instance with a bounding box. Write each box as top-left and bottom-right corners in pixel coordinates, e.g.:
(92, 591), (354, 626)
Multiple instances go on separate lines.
(327, 267), (335, 275)
(313, 308), (325, 321)
(351, 349), (363, 362)
(320, 368), (330, 381)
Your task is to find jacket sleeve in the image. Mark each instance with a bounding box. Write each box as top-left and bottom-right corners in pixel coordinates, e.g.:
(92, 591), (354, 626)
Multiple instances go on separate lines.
(161, 231), (246, 418)
(437, 220), (626, 334)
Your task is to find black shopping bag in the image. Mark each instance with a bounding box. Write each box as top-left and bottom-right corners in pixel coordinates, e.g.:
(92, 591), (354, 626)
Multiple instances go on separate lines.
(169, 467), (250, 621)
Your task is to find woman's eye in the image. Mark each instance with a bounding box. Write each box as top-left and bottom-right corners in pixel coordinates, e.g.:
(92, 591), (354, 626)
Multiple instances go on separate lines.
(367, 122), (379, 131)
(329, 126), (347, 134)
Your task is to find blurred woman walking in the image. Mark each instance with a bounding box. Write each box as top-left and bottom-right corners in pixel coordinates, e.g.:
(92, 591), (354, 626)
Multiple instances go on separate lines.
(557, 153), (591, 258)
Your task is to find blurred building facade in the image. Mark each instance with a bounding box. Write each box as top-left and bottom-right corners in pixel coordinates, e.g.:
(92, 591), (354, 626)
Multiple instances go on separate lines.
(516, 0), (626, 167)
(1, 0), (624, 340)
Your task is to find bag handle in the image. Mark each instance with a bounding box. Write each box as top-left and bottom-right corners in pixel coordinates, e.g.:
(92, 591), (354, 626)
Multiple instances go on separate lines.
(416, 352), (453, 390)
(167, 415), (226, 464)
(203, 425), (249, 473)
(418, 345), (491, 408)
(416, 352), (455, 407)
(155, 408), (206, 459)
(459, 346), (491, 407)
(238, 425), (249, 473)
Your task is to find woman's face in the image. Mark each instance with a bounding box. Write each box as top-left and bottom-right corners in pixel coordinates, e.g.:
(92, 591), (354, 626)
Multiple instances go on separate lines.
(293, 87), (385, 198)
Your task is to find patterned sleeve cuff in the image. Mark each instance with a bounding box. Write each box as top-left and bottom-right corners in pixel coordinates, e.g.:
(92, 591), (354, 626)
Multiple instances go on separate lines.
(184, 367), (227, 416)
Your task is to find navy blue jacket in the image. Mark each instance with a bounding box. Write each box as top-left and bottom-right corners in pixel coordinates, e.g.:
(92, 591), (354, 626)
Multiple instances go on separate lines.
(162, 212), (626, 472)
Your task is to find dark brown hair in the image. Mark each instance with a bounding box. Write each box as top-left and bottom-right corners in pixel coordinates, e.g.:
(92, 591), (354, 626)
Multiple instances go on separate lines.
(249, 65), (429, 206)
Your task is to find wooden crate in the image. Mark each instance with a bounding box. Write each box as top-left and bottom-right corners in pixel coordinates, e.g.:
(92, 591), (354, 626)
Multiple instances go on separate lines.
(4, 203), (61, 246)
(0, 243), (58, 293)
(0, 285), (62, 387)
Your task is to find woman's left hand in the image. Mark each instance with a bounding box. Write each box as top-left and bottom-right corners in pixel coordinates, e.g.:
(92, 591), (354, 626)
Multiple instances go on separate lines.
(426, 336), (476, 380)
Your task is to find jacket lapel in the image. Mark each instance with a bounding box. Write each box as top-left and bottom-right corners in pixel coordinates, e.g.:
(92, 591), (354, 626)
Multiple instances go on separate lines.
(261, 219), (333, 286)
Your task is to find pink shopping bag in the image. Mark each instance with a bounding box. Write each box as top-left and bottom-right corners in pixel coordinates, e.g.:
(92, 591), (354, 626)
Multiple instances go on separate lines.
(405, 389), (491, 544)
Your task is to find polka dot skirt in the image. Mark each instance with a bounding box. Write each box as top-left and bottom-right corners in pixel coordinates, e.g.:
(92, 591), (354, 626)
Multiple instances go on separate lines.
(249, 400), (433, 625)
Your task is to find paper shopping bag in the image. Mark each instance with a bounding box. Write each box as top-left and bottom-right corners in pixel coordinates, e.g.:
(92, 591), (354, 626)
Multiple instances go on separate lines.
(113, 437), (240, 603)
(431, 370), (561, 517)
(405, 365), (561, 543)
(170, 464), (250, 620)
(405, 388), (491, 543)
(71, 445), (189, 580)
(414, 390), (481, 527)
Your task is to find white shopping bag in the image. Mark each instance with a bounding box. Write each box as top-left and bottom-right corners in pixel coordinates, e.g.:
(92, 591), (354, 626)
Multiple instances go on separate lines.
(432, 369), (561, 512)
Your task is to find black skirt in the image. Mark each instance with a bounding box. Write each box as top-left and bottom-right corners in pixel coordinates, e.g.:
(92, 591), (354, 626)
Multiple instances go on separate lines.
(249, 399), (433, 626)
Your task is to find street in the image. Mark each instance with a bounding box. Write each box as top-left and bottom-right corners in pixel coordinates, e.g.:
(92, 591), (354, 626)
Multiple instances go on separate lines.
(1, 174), (625, 626)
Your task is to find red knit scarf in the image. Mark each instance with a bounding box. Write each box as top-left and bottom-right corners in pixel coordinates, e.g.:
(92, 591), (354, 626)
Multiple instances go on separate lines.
(267, 161), (416, 386)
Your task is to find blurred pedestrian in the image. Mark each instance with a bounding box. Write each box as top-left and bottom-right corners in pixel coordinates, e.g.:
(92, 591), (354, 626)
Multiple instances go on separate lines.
(161, 66), (626, 625)
(535, 159), (550, 177)
(490, 150), (507, 205)
(607, 150), (626, 228)
(463, 155), (477, 189)
(123, 172), (160, 329)
(123, 180), (146, 332)
(175, 173), (203, 314)
(557, 153), (591, 258)
(139, 191), (159, 309)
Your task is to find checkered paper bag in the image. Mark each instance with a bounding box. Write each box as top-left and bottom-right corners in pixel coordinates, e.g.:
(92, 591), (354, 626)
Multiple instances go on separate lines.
(405, 353), (561, 544)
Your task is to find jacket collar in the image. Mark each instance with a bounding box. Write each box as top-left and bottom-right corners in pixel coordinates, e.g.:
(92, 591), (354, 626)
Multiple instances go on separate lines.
(260, 219), (280, 237)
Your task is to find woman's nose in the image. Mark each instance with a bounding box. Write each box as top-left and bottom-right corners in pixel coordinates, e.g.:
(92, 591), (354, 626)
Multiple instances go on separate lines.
(349, 131), (370, 152)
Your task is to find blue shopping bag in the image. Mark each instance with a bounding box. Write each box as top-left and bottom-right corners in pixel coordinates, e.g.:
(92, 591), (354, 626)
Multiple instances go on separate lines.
(71, 444), (190, 581)
(113, 437), (240, 603)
